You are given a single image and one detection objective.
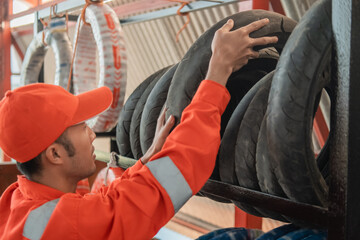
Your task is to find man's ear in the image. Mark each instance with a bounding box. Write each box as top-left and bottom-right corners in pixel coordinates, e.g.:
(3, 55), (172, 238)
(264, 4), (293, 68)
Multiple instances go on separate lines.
(44, 143), (64, 165)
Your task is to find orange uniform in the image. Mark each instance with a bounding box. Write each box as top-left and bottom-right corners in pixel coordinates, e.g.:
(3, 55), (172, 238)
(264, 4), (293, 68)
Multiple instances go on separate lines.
(0, 80), (230, 240)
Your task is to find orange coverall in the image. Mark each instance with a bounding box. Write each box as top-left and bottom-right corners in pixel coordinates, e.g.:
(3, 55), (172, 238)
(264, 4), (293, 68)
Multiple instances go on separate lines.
(0, 80), (230, 240)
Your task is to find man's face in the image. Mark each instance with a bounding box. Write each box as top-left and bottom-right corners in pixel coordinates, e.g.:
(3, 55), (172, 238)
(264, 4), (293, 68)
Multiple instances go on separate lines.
(61, 123), (97, 181)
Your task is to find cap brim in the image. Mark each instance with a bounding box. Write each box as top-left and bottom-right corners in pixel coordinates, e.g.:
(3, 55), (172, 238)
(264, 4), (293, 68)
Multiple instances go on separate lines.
(71, 86), (113, 125)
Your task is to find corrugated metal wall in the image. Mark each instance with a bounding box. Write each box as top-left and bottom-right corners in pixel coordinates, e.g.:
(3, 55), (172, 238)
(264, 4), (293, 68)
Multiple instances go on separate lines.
(280, 0), (318, 21)
(120, 3), (240, 99)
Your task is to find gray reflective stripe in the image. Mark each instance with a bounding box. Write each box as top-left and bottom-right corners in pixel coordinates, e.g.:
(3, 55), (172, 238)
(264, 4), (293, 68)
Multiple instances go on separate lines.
(146, 156), (192, 213)
(23, 198), (60, 240)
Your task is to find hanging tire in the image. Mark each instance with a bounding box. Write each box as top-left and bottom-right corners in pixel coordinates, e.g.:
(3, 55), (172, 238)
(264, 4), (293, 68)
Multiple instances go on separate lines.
(20, 18), (72, 89)
(165, 10), (297, 125)
(266, 0), (331, 206)
(73, 4), (127, 132)
(130, 67), (171, 159)
(140, 64), (178, 154)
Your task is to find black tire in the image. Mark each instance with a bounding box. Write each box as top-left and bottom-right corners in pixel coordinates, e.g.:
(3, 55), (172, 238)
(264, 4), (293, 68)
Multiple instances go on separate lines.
(233, 71), (288, 222)
(234, 72), (273, 191)
(200, 55), (278, 204)
(130, 66), (171, 159)
(116, 70), (160, 158)
(140, 64), (178, 154)
(257, 116), (286, 197)
(220, 49), (278, 137)
(165, 10), (297, 125)
(266, 0), (331, 206)
(219, 75), (271, 217)
(210, 49), (278, 180)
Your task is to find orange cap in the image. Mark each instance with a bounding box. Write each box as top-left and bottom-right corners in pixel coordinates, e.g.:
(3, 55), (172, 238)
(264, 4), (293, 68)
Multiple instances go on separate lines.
(0, 83), (113, 163)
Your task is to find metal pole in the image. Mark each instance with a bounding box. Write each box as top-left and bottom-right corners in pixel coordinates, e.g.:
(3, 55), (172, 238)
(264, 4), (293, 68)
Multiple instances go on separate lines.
(329, 0), (360, 239)
(0, 0), (12, 162)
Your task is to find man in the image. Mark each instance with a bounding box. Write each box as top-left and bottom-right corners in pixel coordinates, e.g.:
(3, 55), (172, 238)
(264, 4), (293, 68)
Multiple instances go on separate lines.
(0, 18), (277, 239)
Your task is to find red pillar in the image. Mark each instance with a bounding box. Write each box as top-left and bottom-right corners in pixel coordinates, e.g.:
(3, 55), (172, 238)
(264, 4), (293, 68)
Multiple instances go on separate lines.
(269, 0), (285, 15)
(0, 0), (12, 162)
(313, 106), (329, 148)
(234, 207), (262, 229)
(253, 0), (270, 10)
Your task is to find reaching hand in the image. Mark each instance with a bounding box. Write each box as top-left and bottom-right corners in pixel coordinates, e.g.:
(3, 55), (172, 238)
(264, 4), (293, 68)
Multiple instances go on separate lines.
(140, 107), (175, 164)
(206, 18), (279, 86)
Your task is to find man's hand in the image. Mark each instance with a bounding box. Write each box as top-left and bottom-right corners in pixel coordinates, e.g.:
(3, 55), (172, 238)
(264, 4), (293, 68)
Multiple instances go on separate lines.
(141, 107), (175, 164)
(206, 18), (279, 86)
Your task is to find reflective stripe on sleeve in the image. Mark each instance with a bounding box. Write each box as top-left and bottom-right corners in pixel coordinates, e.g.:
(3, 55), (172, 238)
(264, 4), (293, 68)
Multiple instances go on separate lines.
(146, 156), (193, 213)
(23, 198), (60, 240)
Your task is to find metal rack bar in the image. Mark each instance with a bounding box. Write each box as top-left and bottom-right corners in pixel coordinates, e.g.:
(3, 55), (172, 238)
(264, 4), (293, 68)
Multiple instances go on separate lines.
(201, 180), (330, 227)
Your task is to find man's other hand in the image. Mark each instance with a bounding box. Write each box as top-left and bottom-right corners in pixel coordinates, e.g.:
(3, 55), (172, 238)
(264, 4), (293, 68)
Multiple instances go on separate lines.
(140, 107), (175, 164)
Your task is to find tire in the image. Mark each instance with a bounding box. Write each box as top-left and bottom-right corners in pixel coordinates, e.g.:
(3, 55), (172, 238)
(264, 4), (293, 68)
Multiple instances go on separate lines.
(219, 75), (271, 216)
(165, 10), (297, 125)
(130, 67), (171, 159)
(20, 19), (72, 89)
(235, 72), (273, 191)
(116, 70), (161, 158)
(220, 48), (278, 137)
(211, 51), (277, 179)
(140, 64), (178, 154)
(266, 0), (331, 206)
(257, 117), (286, 197)
(233, 71), (288, 222)
(73, 4), (127, 132)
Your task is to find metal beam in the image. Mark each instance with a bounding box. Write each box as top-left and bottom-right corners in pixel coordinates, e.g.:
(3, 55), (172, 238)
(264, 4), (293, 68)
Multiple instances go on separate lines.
(22, 0), (41, 6)
(10, 0), (240, 28)
(330, 0), (360, 239)
(119, 0), (238, 25)
(9, 0), (66, 20)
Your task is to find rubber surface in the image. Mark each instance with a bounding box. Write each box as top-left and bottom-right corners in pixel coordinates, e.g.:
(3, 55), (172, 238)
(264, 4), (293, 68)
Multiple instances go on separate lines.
(166, 10), (297, 126)
(266, 0), (331, 206)
(116, 69), (164, 158)
(130, 66), (171, 159)
(219, 75), (271, 216)
(140, 64), (178, 154)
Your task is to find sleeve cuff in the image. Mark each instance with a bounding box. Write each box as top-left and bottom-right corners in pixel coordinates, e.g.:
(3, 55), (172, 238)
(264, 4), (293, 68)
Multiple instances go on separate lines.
(191, 80), (231, 114)
(127, 160), (144, 175)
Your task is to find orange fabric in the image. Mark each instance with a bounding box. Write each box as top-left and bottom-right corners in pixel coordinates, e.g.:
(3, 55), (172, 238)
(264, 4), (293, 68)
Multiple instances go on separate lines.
(0, 84), (112, 162)
(76, 178), (91, 195)
(0, 80), (230, 240)
(90, 166), (128, 193)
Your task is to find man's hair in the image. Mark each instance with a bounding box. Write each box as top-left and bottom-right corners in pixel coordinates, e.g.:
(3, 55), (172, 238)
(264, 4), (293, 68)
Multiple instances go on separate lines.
(16, 130), (76, 178)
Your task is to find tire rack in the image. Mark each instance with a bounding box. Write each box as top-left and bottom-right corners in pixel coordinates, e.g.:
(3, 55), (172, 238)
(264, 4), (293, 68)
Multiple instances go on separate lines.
(200, 1), (360, 239)
(25, 0), (360, 239)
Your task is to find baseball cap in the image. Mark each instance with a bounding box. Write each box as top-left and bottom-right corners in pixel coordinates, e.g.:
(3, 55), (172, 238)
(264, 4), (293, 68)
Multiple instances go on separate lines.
(0, 83), (113, 163)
